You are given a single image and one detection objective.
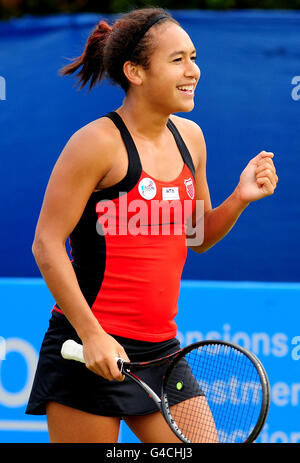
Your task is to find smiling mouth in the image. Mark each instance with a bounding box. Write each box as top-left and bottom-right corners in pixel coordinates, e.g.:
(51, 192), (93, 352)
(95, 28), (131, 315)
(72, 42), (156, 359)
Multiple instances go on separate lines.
(177, 85), (195, 96)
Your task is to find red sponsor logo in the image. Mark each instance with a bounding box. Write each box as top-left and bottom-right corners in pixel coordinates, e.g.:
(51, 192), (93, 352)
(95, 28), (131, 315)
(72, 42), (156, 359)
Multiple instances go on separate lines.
(184, 178), (195, 199)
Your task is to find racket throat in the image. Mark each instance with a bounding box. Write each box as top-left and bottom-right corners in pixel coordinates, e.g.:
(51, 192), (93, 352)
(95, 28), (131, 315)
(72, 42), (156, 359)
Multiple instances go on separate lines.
(123, 369), (162, 410)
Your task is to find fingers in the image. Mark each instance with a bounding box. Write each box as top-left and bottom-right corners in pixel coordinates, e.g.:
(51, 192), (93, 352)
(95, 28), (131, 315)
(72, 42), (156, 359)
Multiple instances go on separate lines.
(107, 358), (124, 382)
(85, 357), (114, 381)
(108, 346), (130, 382)
(255, 153), (278, 192)
(257, 150), (274, 161)
(111, 346), (130, 381)
(86, 355), (124, 382)
(83, 341), (130, 382)
(250, 150), (274, 165)
(256, 171), (278, 190)
(256, 176), (276, 195)
(259, 150), (274, 158)
(256, 155), (275, 169)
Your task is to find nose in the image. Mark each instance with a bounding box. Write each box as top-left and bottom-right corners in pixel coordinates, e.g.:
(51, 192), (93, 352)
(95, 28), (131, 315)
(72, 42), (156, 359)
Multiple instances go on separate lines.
(184, 59), (201, 81)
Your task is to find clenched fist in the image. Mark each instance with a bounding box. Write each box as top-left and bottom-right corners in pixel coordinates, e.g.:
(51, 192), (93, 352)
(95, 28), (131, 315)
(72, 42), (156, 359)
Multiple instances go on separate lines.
(235, 151), (278, 204)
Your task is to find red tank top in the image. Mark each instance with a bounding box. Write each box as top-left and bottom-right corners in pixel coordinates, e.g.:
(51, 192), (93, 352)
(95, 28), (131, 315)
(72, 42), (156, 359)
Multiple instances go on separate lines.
(54, 112), (196, 341)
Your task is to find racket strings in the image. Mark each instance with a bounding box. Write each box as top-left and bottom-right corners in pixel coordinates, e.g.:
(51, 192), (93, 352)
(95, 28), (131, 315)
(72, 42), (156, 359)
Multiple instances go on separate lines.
(164, 343), (264, 443)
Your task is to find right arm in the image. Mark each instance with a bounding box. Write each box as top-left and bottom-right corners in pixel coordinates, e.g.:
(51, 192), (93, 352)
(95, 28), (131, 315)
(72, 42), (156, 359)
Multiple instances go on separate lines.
(32, 122), (129, 381)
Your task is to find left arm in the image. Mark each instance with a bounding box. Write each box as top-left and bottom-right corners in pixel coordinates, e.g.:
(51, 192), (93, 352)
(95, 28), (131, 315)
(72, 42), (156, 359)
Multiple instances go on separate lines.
(176, 119), (278, 254)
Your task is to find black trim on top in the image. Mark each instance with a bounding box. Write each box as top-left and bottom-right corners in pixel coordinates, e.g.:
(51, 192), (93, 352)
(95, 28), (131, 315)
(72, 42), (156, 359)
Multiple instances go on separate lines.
(92, 112), (143, 202)
(93, 111), (196, 203)
(55, 195), (107, 311)
(166, 118), (196, 179)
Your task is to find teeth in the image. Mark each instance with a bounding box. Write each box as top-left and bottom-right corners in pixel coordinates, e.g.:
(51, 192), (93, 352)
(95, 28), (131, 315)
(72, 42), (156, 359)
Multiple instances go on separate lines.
(178, 85), (194, 91)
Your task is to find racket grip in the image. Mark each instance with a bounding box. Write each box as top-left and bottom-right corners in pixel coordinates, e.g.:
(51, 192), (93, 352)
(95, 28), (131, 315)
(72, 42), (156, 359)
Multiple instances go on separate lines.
(61, 339), (85, 363)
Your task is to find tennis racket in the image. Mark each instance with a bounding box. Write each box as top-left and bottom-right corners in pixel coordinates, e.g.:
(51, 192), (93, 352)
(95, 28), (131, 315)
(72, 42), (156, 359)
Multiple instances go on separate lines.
(61, 339), (270, 443)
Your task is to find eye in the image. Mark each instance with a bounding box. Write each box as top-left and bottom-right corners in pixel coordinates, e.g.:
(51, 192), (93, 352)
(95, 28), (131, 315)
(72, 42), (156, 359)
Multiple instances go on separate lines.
(173, 56), (197, 63)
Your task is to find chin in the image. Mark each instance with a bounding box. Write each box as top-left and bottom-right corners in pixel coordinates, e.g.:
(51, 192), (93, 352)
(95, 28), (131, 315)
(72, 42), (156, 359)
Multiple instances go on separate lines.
(180, 105), (194, 113)
(160, 99), (195, 115)
(175, 101), (195, 113)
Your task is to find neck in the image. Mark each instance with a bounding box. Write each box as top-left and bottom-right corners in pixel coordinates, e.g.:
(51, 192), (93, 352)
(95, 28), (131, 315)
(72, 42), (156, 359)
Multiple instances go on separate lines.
(116, 93), (170, 142)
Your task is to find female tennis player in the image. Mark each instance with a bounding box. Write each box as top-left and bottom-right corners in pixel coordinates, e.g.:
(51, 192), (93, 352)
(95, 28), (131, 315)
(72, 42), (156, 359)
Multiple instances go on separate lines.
(26, 7), (278, 443)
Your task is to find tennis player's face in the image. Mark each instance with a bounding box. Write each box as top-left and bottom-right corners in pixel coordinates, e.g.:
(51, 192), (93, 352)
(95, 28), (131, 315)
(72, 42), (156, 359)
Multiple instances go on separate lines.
(144, 23), (200, 113)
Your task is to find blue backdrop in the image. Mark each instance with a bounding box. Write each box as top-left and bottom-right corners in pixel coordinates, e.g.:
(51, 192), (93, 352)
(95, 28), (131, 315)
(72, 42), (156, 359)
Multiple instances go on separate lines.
(0, 278), (299, 443)
(0, 10), (299, 281)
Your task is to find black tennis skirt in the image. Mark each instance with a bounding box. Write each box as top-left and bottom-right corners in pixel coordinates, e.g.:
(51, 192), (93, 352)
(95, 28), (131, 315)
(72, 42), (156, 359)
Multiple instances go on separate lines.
(26, 310), (203, 418)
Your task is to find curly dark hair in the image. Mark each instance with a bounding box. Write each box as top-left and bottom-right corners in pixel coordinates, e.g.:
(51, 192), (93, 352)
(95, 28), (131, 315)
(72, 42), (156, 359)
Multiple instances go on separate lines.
(59, 7), (179, 93)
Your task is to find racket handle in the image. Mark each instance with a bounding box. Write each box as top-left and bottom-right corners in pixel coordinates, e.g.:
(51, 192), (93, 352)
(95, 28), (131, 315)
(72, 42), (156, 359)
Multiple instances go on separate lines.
(61, 339), (124, 371)
(61, 339), (85, 363)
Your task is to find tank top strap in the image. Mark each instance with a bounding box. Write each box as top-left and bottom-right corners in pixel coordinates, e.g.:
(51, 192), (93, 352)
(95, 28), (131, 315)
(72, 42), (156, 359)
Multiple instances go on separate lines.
(105, 111), (142, 171)
(98, 111), (142, 200)
(102, 112), (195, 201)
(166, 118), (196, 178)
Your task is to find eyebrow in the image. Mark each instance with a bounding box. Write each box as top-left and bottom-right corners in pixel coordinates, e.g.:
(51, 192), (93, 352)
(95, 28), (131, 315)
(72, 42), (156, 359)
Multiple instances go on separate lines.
(168, 49), (197, 58)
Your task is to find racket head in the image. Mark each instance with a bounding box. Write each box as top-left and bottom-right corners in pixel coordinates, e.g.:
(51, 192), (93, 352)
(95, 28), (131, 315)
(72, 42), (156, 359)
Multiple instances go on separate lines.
(161, 340), (270, 444)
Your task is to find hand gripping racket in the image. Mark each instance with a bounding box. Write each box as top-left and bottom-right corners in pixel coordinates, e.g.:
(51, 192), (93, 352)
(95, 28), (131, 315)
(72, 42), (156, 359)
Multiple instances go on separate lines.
(61, 339), (270, 443)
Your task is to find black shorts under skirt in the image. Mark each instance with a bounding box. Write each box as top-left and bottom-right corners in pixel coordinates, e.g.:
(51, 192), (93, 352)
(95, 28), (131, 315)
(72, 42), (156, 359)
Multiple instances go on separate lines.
(26, 310), (203, 418)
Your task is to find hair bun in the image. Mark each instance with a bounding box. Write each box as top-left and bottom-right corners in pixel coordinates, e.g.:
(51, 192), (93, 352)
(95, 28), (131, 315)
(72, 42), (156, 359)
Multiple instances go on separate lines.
(96, 20), (112, 33)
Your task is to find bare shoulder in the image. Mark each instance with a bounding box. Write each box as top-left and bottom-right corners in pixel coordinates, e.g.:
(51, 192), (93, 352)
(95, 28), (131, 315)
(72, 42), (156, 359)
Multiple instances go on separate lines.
(52, 115), (125, 190)
(169, 114), (206, 169)
(63, 116), (121, 164)
(169, 114), (203, 133)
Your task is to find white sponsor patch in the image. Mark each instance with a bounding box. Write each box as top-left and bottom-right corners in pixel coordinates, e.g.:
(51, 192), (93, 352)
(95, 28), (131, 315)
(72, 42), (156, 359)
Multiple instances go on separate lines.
(162, 186), (180, 200)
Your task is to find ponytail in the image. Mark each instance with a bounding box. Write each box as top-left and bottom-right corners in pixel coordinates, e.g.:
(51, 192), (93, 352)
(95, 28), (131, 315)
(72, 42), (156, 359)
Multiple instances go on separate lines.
(59, 20), (112, 91)
(60, 8), (177, 93)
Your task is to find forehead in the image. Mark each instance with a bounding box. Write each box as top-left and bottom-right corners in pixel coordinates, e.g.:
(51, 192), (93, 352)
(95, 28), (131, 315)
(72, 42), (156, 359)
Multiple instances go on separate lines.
(151, 22), (195, 56)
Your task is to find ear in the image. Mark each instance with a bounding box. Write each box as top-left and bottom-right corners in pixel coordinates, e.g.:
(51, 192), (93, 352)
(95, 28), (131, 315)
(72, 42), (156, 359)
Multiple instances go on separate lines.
(123, 61), (144, 87)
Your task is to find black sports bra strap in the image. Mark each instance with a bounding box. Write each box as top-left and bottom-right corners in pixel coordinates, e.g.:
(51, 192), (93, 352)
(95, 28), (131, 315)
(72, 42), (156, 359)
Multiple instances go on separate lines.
(105, 111), (142, 171)
(92, 112), (142, 200)
(167, 118), (196, 178)
(105, 111), (195, 180)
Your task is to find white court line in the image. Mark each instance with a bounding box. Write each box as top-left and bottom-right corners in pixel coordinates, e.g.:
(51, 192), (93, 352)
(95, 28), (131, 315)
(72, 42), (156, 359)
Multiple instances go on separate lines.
(0, 420), (48, 431)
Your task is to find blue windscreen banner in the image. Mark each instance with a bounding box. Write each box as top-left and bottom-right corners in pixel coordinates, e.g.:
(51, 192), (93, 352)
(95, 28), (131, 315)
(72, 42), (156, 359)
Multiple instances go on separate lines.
(0, 278), (299, 443)
(0, 10), (299, 281)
